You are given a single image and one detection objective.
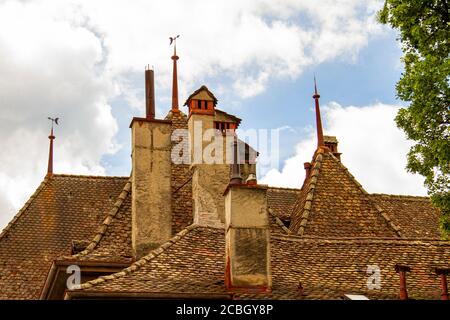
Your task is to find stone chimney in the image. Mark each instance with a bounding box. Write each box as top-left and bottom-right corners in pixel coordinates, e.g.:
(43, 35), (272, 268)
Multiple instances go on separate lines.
(224, 183), (271, 290)
(130, 70), (172, 259)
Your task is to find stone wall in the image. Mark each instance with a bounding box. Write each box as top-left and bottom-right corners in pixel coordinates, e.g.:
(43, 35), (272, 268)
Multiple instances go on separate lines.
(224, 185), (271, 289)
(131, 118), (172, 259)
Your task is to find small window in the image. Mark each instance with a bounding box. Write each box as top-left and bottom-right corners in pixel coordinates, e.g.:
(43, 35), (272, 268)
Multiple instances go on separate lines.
(343, 294), (369, 300)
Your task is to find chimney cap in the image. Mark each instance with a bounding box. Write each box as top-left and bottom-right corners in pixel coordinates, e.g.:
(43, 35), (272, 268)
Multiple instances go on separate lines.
(395, 264), (411, 273)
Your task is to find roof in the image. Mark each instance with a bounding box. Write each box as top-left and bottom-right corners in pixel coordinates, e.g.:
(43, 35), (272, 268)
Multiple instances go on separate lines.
(70, 225), (450, 300)
(0, 174), (129, 299)
(1, 141), (443, 299)
(370, 194), (441, 238)
(267, 187), (299, 222)
(57, 184), (299, 264)
(59, 178), (133, 264)
(183, 85), (218, 106)
(289, 148), (401, 238)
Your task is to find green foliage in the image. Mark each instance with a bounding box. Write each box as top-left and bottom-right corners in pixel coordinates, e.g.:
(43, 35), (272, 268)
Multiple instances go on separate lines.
(378, 0), (450, 236)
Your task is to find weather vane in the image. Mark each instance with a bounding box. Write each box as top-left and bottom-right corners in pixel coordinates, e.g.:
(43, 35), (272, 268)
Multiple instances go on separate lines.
(169, 34), (180, 46)
(48, 117), (59, 130)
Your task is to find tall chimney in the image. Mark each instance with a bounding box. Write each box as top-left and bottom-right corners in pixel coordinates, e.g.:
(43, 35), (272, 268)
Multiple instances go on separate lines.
(130, 68), (172, 259)
(230, 137), (243, 185)
(145, 67), (155, 120)
(395, 265), (411, 300)
(224, 181), (271, 290)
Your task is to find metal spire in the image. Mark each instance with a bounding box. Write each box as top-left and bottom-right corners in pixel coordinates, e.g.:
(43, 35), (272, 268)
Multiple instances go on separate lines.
(46, 117), (59, 177)
(170, 35), (180, 112)
(313, 76), (324, 148)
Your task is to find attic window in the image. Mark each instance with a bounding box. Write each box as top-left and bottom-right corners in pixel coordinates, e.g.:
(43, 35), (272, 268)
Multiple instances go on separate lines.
(343, 294), (369, 300)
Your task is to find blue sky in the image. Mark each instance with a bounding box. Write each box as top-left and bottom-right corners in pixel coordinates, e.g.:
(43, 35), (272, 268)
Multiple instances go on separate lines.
(102, 29), (404, 178)
(0, 0), (428, 229)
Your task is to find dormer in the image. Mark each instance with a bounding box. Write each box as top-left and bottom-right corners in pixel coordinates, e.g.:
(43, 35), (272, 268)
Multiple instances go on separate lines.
(184, 85), (217, 117)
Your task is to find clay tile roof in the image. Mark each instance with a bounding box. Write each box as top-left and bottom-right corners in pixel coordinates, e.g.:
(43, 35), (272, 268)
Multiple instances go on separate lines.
(289, 149), (401, 238)
(60, 178), (133, 264)
(370, 194), (441, 238)
(0, 174), (129, 299)
(271, 235), (450, 300)
(215, 109), (242, 126)
(267, 187), (300, 221)
(70, 225), (450, 300)
(183, 85), (218, 106)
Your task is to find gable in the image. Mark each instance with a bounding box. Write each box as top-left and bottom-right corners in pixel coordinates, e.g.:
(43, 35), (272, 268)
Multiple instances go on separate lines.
(290, 150), (400, 238)
(0, 175), (128, 299)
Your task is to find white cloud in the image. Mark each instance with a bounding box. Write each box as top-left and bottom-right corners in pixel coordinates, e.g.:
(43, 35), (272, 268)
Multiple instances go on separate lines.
(74, 0), (386, 101)
(0, 0), (118, 229)
(260, 102), (428, 196)
(0, 0), (390, 229)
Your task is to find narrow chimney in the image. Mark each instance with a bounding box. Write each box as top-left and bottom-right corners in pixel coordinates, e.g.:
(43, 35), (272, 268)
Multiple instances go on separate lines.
(224, 182), (271, 290)
(230, 137), (243, 185)
(395, 265), (411, 300)
(313, 76), (324, 148)
(435, 268), (449, 300)
(130, 67), (172, 258)
(145, 66), (155, 119)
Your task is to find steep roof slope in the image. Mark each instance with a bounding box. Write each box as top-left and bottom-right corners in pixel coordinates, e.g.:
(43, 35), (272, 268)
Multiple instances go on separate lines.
(289, 149), (401, 238)
(60, 183), (298, 264)
(370, 194), (441, 238)
(70, 225), (450, 300)
(0, 174), (128, 299)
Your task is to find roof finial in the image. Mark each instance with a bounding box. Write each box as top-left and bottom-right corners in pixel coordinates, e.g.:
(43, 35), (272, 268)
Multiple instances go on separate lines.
(170, 35), (180, 113)
(46, 117), (59, 177)
(313, 75), (324, 148)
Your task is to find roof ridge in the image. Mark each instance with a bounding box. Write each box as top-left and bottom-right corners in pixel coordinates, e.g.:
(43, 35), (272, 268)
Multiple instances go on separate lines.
(371, 193), (430, 200)
(271, 234), (450, 245)
(215, 108), (242, 124)
(183, 85), (218, 106)
(0, 176), (49, 240)
(268, 208), (291, 234)
(78, 224), (199, 290)
(296, 150), (324, 236)
(328, 153), (403, 238)
(267, 186), (300, 192)
(52, 174), (129, 179)
(67, 177), (132, 259)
